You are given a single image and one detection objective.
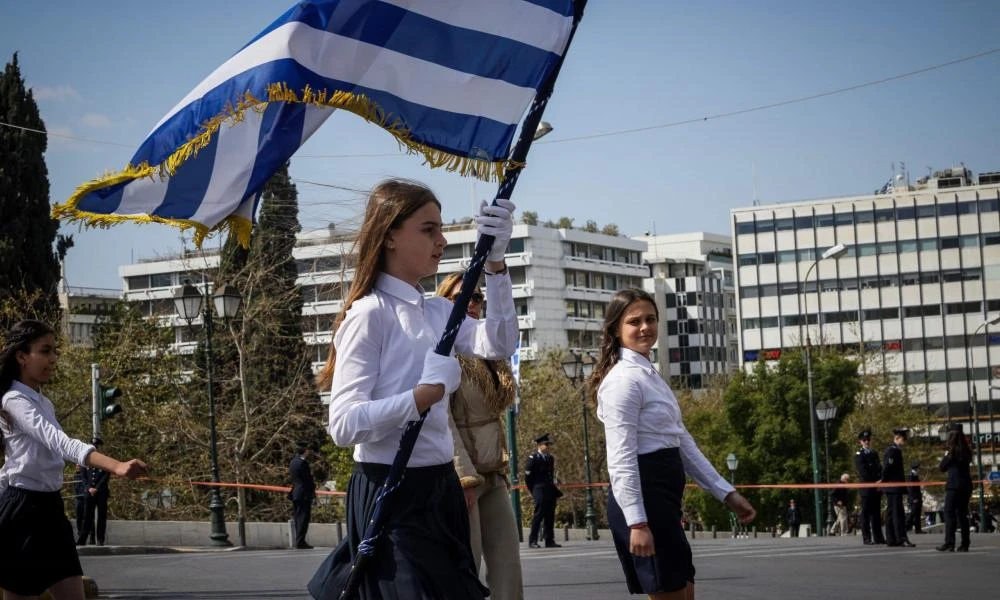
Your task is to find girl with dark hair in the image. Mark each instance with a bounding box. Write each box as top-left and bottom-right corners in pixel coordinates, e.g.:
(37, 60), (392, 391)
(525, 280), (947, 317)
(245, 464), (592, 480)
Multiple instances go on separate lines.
(0, 320), (147, 599)
(309, 180), (518, 599)
(590, 290), (755, 600)
(937, 423), (974, 552)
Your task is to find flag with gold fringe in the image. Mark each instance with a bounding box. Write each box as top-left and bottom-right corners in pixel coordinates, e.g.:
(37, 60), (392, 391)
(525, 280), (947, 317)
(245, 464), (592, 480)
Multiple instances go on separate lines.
(53, 0), (575, 247)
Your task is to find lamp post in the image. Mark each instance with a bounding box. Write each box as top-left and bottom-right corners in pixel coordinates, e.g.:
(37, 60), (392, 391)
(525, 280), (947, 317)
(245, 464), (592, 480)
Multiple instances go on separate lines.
(561, 350), (599, 541)
(815, 400), (837, 535)
(725, 453), (739, 537)
(964, 314), (1000, 532)
(803, 242), (847, 537)
(173, 278), (243, 547)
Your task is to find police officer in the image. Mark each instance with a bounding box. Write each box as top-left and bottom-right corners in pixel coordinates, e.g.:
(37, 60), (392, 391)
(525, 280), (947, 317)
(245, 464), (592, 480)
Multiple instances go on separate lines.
(289, 441), (317, 550)
(906, 461), (923, 534)
(883, 427), (915, 547)
(854, 429), (886, 545)
(525, 433), (562, 548)
(76, 438), (110, 546)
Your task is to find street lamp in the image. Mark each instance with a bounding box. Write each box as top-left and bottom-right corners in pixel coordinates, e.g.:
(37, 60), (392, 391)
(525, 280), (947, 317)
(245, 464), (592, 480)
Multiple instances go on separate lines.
(725, 453), (739, 538)
(533, 121), (553, 140)
(803, 242), (847, 537)
(815, 400), (838, 534)
(964, 314), (1000, 532)
(173, 278), (244, 547)
(561, 350), (599, 541)
(726, 453), (738, 478)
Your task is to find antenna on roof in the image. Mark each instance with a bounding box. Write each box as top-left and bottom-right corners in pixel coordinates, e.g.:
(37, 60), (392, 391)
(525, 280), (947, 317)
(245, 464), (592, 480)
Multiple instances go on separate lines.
(752, 160), (759, 206)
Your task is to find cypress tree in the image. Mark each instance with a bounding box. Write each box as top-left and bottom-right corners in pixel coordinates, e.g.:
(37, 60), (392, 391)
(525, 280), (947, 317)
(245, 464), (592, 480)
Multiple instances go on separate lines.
(0, 53), (61, 325)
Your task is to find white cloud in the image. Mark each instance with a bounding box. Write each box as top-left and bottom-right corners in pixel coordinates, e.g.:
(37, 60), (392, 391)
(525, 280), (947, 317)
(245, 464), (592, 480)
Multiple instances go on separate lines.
(80, 113), (113, 129)
(31, 84), (81, 101)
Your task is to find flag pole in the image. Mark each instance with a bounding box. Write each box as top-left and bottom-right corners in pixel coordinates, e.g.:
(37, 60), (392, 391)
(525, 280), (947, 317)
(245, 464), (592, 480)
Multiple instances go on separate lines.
(336, 2), (588, 597)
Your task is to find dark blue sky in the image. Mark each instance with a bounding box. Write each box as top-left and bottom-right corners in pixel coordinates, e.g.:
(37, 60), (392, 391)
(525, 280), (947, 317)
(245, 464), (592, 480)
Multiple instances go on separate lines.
(3, 0), (999, 288)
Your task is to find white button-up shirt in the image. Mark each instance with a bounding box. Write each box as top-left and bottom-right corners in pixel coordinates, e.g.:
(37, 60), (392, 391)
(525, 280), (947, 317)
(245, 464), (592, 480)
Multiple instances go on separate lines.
(597, 348), (734, 526)
(1, 380), (95, 492)
(328, 272), (518, 467)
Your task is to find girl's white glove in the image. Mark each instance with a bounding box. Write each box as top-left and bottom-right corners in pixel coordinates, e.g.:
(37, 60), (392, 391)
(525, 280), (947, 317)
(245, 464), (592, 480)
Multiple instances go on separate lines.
(417, 349), (462, 395)
(476, 198), (516, 262)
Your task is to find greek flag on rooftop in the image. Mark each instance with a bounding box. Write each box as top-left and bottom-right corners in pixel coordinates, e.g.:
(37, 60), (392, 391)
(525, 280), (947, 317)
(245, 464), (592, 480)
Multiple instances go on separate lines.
(54, 0), (575, 247)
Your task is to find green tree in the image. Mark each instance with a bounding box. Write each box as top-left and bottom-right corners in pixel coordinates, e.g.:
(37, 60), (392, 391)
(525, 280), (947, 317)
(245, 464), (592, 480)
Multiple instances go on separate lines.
(521, 211), (538, 226)
(675, 387), (740, 530)
(0, 53), (61, 326)
(601, 223), (620, 237)
(582, 220), (599, 233)
(555, 217), (574, 229)
(516, 349), (607, 528)
(210, 162), (329, 522)
(722, 349), (861, 529)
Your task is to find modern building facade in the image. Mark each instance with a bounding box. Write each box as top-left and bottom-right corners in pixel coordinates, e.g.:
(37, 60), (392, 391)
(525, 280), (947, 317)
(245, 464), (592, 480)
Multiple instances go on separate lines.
(58, 283), (121, 346)
(636, 233), (738, 389)
(119, 221), (648, 400)
(731, 166), (1000, 463)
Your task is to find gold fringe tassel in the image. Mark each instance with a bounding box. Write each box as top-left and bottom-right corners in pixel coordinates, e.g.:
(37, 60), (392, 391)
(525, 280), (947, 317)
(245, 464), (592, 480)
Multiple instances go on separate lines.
(52, 84), (522, 247)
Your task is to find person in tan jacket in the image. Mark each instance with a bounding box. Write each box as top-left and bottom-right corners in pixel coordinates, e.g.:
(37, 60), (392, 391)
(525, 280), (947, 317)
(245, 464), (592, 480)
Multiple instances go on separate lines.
(436, 272), (523, 600)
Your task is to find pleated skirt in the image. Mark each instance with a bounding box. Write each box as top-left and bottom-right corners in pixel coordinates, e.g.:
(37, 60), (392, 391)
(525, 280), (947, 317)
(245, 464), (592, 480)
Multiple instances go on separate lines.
(0, 486), (83, 596)
(607, 447), (694, 594)
(308, 462), (488, 600)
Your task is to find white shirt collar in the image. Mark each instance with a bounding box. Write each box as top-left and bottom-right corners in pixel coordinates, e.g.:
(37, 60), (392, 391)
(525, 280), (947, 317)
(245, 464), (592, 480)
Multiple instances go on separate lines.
(9, 380), (41, 401)
(618, 347), (656, 375)
(375, 273), (425, 306)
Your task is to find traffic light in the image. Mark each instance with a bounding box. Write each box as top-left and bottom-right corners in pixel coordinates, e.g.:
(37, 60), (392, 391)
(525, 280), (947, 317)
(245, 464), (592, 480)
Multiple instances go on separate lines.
(100, 386), (123, 419)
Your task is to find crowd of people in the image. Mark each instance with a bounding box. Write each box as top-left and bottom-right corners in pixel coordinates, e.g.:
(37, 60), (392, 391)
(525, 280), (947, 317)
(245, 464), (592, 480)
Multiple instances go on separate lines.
(776, 424), (996, 551)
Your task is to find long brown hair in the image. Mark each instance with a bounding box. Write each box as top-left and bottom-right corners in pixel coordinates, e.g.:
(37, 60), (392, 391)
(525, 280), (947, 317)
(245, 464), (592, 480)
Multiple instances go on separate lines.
(1, 320), (56, 445)
(946, 428), (973, 464)
(315, 179), (441, 392)
(587, 289), (658, 393)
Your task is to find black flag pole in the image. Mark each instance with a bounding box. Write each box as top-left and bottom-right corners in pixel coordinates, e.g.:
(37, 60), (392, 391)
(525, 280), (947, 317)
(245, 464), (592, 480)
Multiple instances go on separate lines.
(333, 3), (587, 598)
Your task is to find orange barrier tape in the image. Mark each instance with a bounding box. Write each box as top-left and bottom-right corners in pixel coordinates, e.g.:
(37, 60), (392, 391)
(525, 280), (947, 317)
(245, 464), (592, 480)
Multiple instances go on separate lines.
(78, 477), (988, 497)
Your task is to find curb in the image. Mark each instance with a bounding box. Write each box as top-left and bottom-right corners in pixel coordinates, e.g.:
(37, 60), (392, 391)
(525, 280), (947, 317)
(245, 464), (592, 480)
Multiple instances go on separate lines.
(77, 545), (248, 556)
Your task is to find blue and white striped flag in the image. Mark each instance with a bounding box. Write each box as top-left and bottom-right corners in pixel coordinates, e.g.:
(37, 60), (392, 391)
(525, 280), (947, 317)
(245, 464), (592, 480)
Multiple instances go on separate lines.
(54, 0), (575, 246)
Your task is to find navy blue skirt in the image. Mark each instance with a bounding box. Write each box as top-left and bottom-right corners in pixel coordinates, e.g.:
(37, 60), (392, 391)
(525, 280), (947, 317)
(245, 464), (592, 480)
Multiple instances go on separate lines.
(607, 447), (694, 594)
(308, 462), (487, 600)
(0, 486), (83, 596)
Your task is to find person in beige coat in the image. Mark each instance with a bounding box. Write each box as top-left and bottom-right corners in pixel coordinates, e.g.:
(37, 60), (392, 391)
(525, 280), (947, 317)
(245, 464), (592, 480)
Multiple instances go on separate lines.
(437, 272), (523, 600)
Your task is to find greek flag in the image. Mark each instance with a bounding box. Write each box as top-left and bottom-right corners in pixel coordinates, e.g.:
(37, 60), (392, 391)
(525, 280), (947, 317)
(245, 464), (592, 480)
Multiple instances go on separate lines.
(54, 0), (575, 246)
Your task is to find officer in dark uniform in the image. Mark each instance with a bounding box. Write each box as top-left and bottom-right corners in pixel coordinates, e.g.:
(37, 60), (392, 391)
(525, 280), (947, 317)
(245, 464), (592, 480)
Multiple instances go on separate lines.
(882, 427), (915, 547)
(525, 433), (562, 548)
(906, 461), (923, 534)
(853, 429), (886, 545)
(289, 441), (317, 549)
(77, 438), (110, 546)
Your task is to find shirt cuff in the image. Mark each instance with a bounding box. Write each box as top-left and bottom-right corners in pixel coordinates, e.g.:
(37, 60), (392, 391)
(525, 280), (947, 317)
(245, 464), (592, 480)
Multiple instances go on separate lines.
(76, 444), (96, 467)
(709, 476), (736, 502)
(622, 503), (648, 527)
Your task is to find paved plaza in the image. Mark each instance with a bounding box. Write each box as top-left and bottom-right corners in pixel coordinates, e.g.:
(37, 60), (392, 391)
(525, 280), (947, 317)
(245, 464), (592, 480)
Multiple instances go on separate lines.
(79, 532), (999, 599)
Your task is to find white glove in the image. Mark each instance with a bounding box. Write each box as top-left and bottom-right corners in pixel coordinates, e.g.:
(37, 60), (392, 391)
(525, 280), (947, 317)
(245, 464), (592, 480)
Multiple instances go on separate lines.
(476, 198), (515, 262)
(416, 349), (462, 395)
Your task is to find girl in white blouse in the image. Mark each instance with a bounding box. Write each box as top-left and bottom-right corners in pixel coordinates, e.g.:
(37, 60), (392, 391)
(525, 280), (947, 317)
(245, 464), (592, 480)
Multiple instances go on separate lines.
(591, 290), (755, 600)
(0, 320), (147, 600)
(308, 180), (518, 600)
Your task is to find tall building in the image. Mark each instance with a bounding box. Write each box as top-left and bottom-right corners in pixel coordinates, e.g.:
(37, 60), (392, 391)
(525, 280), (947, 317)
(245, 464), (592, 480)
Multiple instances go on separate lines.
(731, 166), (1000, 463)
(636, 233), (738, 389)
(120, 221), (648, 400)
(58, 283), (120, 346)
